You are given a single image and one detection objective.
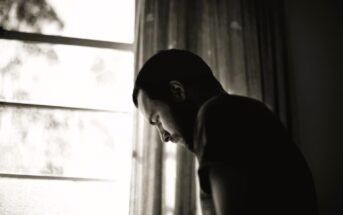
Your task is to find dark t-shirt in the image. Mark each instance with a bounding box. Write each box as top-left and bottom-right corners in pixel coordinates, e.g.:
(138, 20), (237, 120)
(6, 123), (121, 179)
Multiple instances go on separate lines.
(192, 93), (318, 215)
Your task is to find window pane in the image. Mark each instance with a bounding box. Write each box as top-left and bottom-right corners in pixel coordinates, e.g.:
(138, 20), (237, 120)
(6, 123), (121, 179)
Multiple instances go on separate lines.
(0, 39), (134, 111)
(0, 0), (135, 43)
(0, 105), (133, 180)
(0, 177), (130, 215)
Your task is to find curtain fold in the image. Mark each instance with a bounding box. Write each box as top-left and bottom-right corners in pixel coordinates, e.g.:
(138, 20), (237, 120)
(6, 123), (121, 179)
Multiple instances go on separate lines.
(130, 0), (287, 214)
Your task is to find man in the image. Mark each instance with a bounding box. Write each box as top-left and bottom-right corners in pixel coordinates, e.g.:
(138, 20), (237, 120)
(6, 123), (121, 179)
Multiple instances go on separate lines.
(132, 49), (318, 215)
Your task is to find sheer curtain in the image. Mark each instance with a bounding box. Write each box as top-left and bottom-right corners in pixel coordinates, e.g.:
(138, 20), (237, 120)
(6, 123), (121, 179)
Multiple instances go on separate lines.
(130, 0), (287, 214)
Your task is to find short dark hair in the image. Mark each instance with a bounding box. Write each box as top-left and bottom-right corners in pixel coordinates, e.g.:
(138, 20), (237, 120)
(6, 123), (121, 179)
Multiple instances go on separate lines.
(132, 49), (223, 107)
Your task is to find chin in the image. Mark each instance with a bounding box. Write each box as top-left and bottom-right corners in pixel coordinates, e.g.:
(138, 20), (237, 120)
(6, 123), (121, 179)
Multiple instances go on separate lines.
(170, 135), (182, 143)
(171, 131), (191, 149)
(173, 137), (187, 147)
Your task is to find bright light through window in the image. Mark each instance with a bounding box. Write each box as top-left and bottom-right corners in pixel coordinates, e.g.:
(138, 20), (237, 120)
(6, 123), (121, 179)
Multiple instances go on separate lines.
(2, 0), (135, 43)
(0, 0), (135, 214)
(164, 143), (177, 212)
(0, 39), (134, 111)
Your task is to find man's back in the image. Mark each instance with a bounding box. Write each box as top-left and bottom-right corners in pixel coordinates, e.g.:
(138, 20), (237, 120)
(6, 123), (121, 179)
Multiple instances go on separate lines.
(193, 93), (318, 215)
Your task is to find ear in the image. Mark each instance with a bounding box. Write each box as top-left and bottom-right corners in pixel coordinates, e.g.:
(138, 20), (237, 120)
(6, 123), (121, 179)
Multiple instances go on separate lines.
(169, 80), (186, 102)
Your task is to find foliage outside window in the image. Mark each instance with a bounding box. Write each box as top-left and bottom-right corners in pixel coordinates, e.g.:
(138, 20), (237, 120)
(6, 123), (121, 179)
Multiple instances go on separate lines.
(0, 0), (135, 214)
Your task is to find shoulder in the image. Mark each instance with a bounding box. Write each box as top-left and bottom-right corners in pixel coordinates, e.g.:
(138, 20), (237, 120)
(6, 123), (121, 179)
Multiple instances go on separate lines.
(197, 93), (271, 126)
(193, 93), (281, 161)
(193, 94), (262, 156)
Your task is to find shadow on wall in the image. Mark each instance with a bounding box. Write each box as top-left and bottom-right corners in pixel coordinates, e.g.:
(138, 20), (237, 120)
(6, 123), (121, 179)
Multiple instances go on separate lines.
(283, 0), (343, 215)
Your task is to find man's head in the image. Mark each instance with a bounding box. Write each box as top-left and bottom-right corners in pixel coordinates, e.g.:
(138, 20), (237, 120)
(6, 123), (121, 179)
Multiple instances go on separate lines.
(133, 49), (224, 148)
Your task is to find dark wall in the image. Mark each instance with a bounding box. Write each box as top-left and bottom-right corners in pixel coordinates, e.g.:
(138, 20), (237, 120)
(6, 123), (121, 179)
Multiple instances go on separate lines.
(283, 0), (343, 214)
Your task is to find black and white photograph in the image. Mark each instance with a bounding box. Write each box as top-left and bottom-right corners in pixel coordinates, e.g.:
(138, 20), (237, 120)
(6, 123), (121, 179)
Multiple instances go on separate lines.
(0, 0), (342, 214)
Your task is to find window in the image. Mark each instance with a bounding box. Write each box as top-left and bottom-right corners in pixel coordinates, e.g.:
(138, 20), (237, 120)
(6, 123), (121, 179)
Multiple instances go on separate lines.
(0, 0), (135, 214)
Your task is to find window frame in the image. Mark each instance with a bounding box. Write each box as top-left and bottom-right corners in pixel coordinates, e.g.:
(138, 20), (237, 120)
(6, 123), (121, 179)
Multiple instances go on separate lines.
(0, 7), (135, 182)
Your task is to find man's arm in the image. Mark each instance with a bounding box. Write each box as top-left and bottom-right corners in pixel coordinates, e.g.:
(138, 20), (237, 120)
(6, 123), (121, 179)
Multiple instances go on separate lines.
(209, 165), (246, 215)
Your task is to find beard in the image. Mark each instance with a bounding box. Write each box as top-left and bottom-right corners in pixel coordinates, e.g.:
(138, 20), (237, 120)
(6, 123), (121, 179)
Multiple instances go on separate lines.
(169, 101), (197, 150)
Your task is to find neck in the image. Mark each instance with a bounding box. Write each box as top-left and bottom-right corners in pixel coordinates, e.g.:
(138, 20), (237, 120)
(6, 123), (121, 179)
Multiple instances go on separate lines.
(193, 89), (226, 111)
(182, 90), (227, 151)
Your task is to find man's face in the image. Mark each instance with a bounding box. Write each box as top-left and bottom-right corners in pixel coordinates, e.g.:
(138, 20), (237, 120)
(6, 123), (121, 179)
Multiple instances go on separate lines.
(137, 89), (186, 145)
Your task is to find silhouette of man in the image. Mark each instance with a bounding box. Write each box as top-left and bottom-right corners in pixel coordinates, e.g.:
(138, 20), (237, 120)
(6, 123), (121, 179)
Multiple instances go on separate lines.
(132, 49), (318, 215)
